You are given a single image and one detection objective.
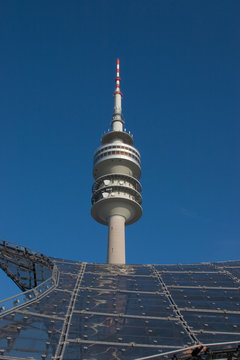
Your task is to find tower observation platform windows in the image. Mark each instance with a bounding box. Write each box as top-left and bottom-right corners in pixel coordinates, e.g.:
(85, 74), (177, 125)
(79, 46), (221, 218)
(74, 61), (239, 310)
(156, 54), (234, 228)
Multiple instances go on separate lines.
(94, 144), (141, 167)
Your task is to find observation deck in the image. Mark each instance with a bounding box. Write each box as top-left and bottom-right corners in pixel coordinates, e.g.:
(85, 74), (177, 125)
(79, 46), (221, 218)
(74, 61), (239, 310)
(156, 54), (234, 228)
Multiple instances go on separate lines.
(91, 173), (142, 225)
(91, 134), (142, 226)
(93, 142), (141, 179)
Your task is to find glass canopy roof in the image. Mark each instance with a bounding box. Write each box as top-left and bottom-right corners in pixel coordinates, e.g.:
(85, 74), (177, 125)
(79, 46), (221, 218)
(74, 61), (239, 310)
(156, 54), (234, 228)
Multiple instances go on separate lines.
(0, 240), (240, 359)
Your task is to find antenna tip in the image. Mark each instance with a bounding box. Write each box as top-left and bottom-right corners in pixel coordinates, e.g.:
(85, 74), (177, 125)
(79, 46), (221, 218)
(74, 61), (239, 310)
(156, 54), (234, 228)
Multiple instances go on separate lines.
(117, 59), (120, 65)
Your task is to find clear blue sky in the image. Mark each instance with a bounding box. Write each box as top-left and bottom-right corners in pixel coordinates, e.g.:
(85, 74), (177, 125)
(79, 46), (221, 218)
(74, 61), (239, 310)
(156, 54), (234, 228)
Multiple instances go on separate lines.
(0, 1), (239, 298)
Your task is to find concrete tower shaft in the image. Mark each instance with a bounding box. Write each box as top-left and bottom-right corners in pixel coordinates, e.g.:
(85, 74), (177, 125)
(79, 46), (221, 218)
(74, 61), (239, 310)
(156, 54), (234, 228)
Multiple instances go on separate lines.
(91, 59), (142, 264)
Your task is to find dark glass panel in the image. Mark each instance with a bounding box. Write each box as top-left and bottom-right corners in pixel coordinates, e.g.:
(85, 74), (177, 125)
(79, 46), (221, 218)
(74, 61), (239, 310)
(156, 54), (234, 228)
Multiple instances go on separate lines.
(62, 342), (174, 360)
(75, 289), (174, 317)
(57, 273), (77, 290)
(81, 273), (161, 292)
(170, 288), (240, 311)
(0, 313), (63, 360)
(182, 311), (240, 333)
(68, 313), (192, 347)
(161, 272), (238, 288)
(155, 264), (216, 272)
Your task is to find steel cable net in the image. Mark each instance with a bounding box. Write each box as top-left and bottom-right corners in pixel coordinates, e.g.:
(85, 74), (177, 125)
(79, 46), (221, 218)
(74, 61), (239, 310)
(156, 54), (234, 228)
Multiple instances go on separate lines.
(0, 240), (53, 291)
(0, 241), (240, 359)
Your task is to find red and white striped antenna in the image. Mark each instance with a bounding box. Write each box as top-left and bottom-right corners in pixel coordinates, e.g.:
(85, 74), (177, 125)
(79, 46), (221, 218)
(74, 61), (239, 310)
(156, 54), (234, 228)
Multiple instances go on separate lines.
(114, 59), (122, 96)
(112, 59), (124, 130)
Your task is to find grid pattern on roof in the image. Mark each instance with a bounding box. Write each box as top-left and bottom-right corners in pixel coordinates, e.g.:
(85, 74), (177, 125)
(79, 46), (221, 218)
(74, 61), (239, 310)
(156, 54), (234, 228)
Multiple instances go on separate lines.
(0, 243), (240, 359)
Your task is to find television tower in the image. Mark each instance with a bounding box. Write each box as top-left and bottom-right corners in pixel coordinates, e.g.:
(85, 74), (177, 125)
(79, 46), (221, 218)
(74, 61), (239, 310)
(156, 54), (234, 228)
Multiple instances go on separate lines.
(91, 59), (142, 264)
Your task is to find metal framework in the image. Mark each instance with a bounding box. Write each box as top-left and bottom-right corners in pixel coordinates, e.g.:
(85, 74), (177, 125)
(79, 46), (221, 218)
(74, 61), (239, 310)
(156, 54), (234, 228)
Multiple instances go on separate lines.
(0, 239), (240, 359)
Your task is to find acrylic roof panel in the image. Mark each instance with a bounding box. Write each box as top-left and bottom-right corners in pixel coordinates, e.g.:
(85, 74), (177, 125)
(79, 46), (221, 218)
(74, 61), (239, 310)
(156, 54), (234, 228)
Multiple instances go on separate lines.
(0, 241), (240, 359)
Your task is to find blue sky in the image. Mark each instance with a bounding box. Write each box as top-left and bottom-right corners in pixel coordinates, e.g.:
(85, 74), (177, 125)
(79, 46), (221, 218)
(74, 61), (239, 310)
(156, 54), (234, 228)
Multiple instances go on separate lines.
(0, 1), (239, 298)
